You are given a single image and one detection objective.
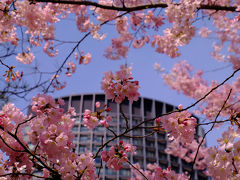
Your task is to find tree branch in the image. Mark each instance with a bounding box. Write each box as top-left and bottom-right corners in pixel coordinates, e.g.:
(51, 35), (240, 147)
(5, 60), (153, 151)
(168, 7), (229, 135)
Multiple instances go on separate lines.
(34, 0), (239, 12)
(190, 88), (232, 179)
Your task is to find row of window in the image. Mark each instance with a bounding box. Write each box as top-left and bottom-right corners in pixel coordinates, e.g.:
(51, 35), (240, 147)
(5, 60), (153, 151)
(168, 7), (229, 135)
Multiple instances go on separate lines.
(61, 94), (173, 117)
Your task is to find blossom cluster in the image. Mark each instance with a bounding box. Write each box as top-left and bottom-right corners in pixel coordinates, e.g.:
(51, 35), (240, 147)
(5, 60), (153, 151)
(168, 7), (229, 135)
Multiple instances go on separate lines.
(159, 105), (197, 143)
(166, 137), (208, 170)
(206, 127), (240, 179)
(83, 101), (112, 130)
(101, 65), (140, 104)
(0, 94), (97, 179)
(101, 141), (136, 170)
(162, 61), (240, 121)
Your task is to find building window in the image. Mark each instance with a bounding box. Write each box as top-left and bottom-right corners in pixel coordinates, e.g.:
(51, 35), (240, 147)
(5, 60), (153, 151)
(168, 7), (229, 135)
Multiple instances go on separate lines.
(133, 139), (142, 146)
(144, 98), (152, 117)
(72, 125), (78, 133)
(82, 95), (92, 111)
(155, 101), (163, 117)
(158, 142), (166, 150)
(166, 104), (174, 113)
(146, 140), (154, 147)
(120, 99), (129, 114)
(133, 129), (142, 136)
(93, 135), (103, 143)
(119, 169), (130, 176)
(170, 155), (178, 163)
(132, 99), (141, 116)
(133, 158), (143, 165)
(74, 117), (80, 123)
(78, 145), (89, 153)
(95, 94), (105, 111)
(71, 96), (81, 114)
(61, 97), (69, 112)
(105, 168), (117, 176)
(146, 151), (155, 158)
(79, 135), (90, 142)
(93, 126), (105, 132)
(107, 100), (117, 112)
(73, 135), (78, 142)
(136, 149), (143, 155)
(159, 153), (167, 160)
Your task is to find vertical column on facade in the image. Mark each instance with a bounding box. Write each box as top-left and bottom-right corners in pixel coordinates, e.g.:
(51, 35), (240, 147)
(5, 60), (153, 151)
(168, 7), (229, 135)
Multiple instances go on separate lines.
(129, 100), (133, 179)
(141, 97), (147, 170)
(162, 103), (171, 167)
(77, 95), (81, 154)
(100, 95), (107, 180)
(77, 94), (84, 154)
(70, 95), (80, 154)
(116, 102), (120, 180)
(153, 100), (159, 164)
(89, 94), (95, 153)
(178, 155), (183, 174)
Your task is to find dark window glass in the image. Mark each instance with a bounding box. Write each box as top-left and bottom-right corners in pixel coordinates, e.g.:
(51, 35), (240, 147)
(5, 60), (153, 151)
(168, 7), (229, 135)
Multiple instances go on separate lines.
(105, 168), (117, 175)
(119, 169), (130, 176)
(80, 125), (88, 132)
(62, 97), (69, 112)
(144, 98), (152, 117)
(159, 163), (168, 169)
(132, 99), (141, 116)
(158, 153), (167, 160)
(171, 155), (178, 163)
(93, 135), (103, 143)
(146, 140), (154, 147)
(133, 157), (143, 165)
(79, 135), (90, 142)
(171, 165), (179, 173)
(146, 159), (155, 164)
(155, 101), (163, 117)
(158, 142), (166, 150)
(95, 94), (105, 111)
(71, 96), (81, 114)
(72, 125), (78, 133)
(83, 95), (92, 111)
(120, 98), (129, 114)
(166, 104), (174, 113)
(107, 100), (117, 112)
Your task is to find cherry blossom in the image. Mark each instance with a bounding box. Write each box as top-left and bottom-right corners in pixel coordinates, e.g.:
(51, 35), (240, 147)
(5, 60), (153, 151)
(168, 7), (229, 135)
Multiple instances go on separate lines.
(101, 65), (140, 104)
(101, 141), (136, 170)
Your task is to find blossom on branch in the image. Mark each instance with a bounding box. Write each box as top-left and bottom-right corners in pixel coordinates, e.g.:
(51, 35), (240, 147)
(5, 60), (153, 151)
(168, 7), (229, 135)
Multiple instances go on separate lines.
(101, 65), (140, 104)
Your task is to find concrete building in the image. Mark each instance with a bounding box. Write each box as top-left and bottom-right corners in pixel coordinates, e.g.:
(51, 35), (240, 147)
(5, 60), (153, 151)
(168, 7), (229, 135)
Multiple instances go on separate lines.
(60, 93), (208, 180)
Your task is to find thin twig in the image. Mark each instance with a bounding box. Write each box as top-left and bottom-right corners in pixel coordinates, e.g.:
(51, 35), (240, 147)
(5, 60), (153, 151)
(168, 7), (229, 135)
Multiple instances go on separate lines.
(120, 103), (129, 130)
(106, 127), (117, 136)
(45, 11), (129, 93)
(197, 119), (230, 126)
(127, 160), (148, 180)
(190, 88), (232, 179)
(123, 131), (155, 138)
(15, 115), (36, 136)
(0, 58), (11, 69)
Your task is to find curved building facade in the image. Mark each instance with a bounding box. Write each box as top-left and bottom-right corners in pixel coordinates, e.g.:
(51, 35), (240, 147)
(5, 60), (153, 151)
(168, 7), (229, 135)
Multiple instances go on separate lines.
(59, 93), (208, 180)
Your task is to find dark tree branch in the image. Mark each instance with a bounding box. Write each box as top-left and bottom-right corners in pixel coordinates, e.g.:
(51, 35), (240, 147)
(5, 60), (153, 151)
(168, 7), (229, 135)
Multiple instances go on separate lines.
(0, 135), (25, 152)
(0, 172), (45, 178)
(127, 160), (148, 180)
(34, 0), (239, 12)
